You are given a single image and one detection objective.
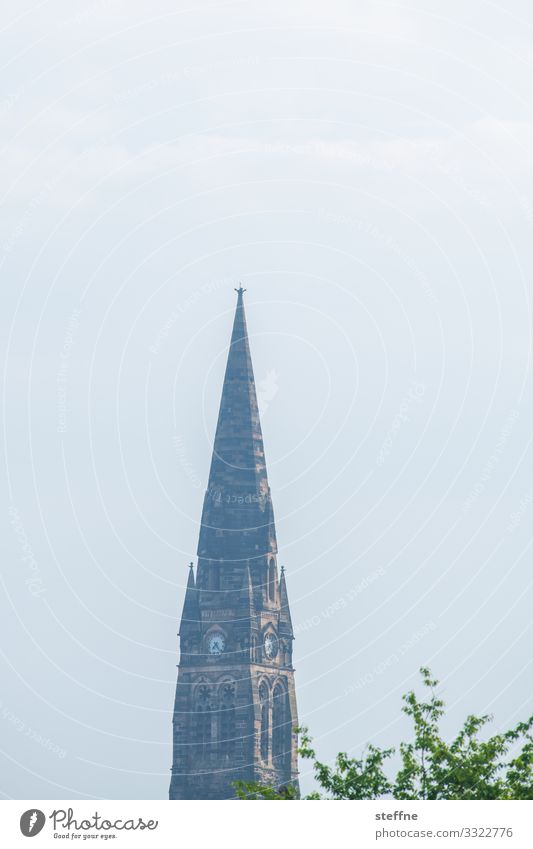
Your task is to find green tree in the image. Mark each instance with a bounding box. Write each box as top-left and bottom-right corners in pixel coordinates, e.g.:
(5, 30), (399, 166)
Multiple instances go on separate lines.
(235, 668), (533, 800)
(233, 782), (300, 800)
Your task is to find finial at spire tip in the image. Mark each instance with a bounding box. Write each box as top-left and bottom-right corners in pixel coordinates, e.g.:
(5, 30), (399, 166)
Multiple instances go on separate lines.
(189, 562), (194, 570)
(234, 284), (247, 299)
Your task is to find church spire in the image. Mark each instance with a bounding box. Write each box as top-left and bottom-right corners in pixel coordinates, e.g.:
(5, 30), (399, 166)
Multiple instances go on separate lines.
(178, 563), (200, 636)
(279, 566), (294, 638)
(197, 288), (276, 564)
(170, 289), (299, 801)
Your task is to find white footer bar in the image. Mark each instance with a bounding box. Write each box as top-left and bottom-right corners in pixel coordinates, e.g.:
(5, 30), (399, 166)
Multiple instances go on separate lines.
(1, 800), (532, 848)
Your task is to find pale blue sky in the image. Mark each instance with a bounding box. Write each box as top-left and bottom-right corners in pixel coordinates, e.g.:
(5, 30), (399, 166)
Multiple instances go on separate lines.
(1, 0), (533, 799)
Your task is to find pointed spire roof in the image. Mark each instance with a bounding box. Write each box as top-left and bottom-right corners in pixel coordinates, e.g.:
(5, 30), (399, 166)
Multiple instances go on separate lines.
(178, 563), (200, 635)
(279, 566), (294, 637)
(207, 286), (266, 494)
(197, 288), (277, 563)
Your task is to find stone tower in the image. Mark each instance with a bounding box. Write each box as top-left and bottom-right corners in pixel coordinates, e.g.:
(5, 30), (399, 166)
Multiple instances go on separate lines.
(169, 287), (299, 800)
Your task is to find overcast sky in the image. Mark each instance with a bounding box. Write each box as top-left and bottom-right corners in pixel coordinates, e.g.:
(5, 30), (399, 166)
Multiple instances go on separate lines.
(2, 0), (533, 799)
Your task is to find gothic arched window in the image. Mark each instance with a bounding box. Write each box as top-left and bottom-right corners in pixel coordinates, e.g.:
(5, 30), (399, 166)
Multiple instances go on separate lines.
(195, 684), (213, 757)
(272, 682), (290, 766)
(219, 681), (236, 756)
(259, 681), (270, 762)
(195, 706), (212, 756)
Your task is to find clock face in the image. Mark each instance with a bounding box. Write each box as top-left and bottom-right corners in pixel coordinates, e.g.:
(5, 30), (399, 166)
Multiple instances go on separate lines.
(208, 632), (226, 656)
(264, 632), (278, 660)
